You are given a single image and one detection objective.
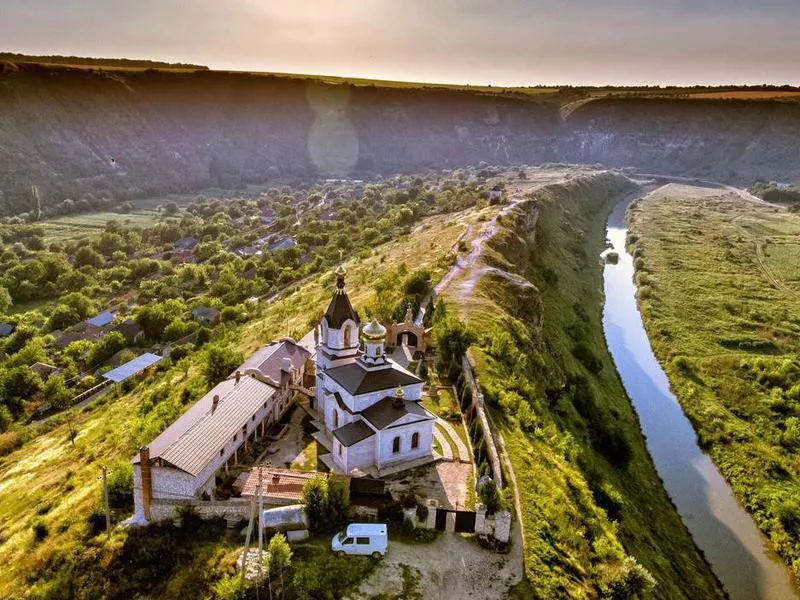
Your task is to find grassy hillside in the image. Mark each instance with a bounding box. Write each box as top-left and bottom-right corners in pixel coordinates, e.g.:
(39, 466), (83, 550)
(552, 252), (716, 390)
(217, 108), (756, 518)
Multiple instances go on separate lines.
(448, 174), (724, 598)
(628, 185), (800, 581)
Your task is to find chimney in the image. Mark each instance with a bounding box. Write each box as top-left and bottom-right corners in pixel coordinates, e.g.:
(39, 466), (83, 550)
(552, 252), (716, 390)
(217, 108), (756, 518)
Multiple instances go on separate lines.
(235, 370), (241, 384)
(281, 357), (292, 373)
(139, 446), (152, 522)
(212, 394), (220, 412)
(393, 386), (405, 409)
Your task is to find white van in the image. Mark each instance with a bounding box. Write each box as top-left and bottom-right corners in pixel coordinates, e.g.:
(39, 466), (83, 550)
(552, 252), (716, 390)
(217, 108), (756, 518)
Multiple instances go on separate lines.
(331, 523), (388, 558)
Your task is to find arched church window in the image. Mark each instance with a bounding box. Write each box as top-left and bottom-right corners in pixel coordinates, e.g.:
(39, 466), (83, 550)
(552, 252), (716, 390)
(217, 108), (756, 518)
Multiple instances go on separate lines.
(392, 436), (401, 454)
(334, 410), (339, 428)
(343, 324), (352, 346)
(411, 432), (419, 449)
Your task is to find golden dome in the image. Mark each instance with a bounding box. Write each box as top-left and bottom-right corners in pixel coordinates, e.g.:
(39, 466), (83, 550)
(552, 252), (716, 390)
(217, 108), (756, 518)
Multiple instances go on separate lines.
(362, 319), (387, 340)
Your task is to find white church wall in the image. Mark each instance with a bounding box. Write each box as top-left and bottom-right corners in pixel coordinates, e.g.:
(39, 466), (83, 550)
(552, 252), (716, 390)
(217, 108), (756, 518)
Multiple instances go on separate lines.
(344, 436), (377, 471)
(377, 422), (434, 467)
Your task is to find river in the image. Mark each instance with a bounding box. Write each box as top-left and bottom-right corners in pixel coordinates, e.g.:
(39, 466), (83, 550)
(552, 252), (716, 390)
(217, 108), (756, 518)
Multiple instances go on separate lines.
(601, 190), (799, 600)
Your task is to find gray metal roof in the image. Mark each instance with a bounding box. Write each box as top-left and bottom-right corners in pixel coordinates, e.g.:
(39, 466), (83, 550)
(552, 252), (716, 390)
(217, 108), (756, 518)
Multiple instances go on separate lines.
(0, 323), (16, 337)
(103, 352), (162, 383)
(325, 362), (421, 396)
(361, 397), (434, 430)
(235, 339), (311, 386)
(87, 311), (115, 327)
(333, 420), (375, 447)
(158, 376), (275, 476)
(323, 289), (359, 329)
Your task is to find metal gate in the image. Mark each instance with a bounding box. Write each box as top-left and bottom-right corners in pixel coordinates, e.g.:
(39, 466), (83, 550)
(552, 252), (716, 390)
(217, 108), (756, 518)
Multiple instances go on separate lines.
(435, 508), (449, 530)
(434, 508), (477, 532)
(454, 510), (477, 533)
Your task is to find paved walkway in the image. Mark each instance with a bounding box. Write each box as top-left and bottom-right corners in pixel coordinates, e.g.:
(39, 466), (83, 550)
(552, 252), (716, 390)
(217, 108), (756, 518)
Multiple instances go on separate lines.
(434, 425), (453, 460)
(436, 417), (470, 462)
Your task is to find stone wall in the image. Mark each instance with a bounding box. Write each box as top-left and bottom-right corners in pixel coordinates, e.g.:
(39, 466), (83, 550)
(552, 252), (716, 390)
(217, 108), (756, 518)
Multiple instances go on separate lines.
(462, 352), (504, 488)
(149, 497), (253, 523)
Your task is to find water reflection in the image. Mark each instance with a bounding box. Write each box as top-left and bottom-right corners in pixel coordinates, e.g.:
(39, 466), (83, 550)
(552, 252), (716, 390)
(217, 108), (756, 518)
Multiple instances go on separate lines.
(602, 194), (798, 600)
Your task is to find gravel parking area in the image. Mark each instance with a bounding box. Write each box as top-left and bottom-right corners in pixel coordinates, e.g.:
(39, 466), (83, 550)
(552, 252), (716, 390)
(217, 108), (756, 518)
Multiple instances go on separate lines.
(348, 524), (523, 599)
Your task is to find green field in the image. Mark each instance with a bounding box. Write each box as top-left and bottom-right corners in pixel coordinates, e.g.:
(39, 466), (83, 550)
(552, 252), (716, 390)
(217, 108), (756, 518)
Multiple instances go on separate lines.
(629, 184), (800, 580)
(39, 210), (164, 242)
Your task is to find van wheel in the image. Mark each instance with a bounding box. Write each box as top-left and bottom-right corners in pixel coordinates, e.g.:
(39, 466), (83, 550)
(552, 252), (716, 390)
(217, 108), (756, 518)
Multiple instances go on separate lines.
(336, 551), (345, 558)
(372, 551), (382, 559)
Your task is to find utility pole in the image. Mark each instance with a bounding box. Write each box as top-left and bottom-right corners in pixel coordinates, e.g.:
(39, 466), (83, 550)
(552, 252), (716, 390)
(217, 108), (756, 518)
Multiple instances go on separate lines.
(257, 466), (264, 599)
(101, 465), (111, 536)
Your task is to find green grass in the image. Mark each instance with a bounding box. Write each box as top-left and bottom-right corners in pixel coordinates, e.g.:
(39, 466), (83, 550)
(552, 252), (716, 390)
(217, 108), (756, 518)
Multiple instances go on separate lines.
(39, 210), (165, 242)
(629, 185), (800, 580)
(449, 173), (724, 598)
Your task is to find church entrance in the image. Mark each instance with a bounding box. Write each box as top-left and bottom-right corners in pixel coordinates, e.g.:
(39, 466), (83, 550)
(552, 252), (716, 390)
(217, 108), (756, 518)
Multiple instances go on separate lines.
(398, 331), (419, 347)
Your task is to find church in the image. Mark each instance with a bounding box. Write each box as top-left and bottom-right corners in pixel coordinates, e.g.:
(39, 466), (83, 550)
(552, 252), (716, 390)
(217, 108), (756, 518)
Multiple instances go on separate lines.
(313, 266), (436, 476)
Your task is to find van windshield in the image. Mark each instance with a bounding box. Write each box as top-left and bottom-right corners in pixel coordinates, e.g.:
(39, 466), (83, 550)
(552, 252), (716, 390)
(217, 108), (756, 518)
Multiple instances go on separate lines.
(337, 531), (347, 543)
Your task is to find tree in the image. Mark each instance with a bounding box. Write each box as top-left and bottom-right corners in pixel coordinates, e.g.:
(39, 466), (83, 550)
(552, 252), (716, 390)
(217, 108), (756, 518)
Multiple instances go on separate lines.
(43, 374), (76, 447)
(88, 331), (126, 366)
(0, 405), (12, 433)
(0, 286), (11, 314)
(203, 345), (243, 385)
(479, 479), (503, 514)
(46, 304), (81, 331)
(434, 315), (477, 364)
(74, 246), (104, 268)
(326, 476), (350, 531)
(31, 185), (41, 221)
(1, 367), (42, 414)
(403, 269), (431, 300)
(300, 475), (328, 533)
(601, 556), (656, 599)
(266, 532), (292, 587)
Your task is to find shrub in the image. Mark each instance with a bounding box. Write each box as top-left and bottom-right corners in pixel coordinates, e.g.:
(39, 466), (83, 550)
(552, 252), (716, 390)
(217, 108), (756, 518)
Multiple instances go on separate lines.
(776, 500), (800, 536)
(479, 479), (503, 514)
(32, 518), (49, 542)
(267, 532), (292, 578)
(107, 461), (134, 510)
(573, 341), (603, 374)
(300, 475), (328, 533)
(601, 556), (656, 599)
(203, 345), (243, 386)
(415, 503), (429, 522)
(517, 401), (536, 432)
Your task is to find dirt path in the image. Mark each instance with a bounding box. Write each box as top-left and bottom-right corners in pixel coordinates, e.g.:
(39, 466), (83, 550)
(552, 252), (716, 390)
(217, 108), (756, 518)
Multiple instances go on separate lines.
(349, 530), (523, 600)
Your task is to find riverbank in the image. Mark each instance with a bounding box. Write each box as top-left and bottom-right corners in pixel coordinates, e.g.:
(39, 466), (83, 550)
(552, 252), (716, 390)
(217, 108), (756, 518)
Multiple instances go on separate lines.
(442, 171), (724, 598)
(627, 184), (800, 585)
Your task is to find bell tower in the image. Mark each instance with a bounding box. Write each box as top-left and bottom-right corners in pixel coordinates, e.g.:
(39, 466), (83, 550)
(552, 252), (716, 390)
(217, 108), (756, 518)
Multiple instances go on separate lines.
(317, 265), (361, 370)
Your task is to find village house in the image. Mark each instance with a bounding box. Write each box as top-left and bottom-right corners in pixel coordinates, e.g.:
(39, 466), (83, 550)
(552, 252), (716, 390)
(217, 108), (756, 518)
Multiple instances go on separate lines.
(261, 207), (276, 224)
(131, 338), (311, 522)
(233, 467), (325, 505)
(488, 184), (504, 202)
(312, 266), (435, 476)
(192, 306), (221, 326)
(174, 237), (198, 251)
(29, 362), (60, 381)
(170, 249), (197, 264)
(112, 319), (144, 345)
(0, 322), (16, 338)
(85, 310), (115, 334)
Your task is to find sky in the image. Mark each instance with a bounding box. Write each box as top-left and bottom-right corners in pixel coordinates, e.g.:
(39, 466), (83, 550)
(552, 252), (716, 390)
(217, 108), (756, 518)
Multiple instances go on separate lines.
(1, 0), (799, 86)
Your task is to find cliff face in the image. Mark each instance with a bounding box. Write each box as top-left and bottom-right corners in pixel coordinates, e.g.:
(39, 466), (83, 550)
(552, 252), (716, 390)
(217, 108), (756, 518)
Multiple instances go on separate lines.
(1, 63), (800, 215)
